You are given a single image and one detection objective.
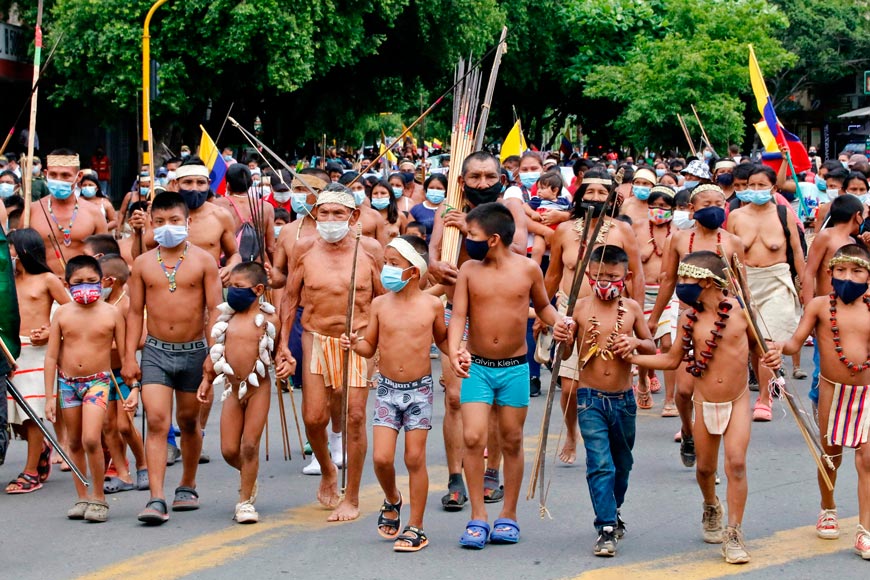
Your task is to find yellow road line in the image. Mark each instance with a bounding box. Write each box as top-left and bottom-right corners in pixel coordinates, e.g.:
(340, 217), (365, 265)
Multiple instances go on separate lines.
(570, 517), (860, 580)
(82, 467), (448, 580)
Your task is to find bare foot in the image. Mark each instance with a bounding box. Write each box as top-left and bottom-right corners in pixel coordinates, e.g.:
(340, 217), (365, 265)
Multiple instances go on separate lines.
(317, 469), (340, 509)
(559, 434), (577, 464)
(327, 498), (360, 522)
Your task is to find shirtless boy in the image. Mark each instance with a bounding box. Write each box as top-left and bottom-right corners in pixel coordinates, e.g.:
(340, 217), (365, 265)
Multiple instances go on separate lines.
(44, 255), (126, 522)
(342, 236), (447, 552)
(277, 186), (383, 520)
(5, 228), (69, 494)
(777, 244), (870, 559)
(562, 245), (656, 557)
(449, 202), (568, 549)
(198, 262), (281, 524)
(629, 251), (782, 565)
(123, 191), (223, 524)
(647, 184), (745, 466)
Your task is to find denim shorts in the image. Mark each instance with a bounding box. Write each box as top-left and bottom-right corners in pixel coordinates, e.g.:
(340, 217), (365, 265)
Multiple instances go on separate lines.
(460, 355), (529, 408)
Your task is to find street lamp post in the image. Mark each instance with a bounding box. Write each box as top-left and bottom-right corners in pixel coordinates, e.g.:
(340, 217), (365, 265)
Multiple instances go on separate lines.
(142, 0), (168, 199)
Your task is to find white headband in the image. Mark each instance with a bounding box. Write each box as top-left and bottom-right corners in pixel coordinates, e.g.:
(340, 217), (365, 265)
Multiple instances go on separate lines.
(315, 190), (356, 209)
(387, 238), (428, 276)
(175, 165), (210, 180)
(46, 154), (80, 168)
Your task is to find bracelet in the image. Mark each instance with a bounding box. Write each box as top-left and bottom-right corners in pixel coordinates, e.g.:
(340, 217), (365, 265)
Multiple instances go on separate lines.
(131, 382), (142, 390)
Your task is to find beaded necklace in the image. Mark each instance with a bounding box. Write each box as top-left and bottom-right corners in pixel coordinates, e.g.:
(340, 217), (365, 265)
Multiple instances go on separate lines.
(828, 293), (870, 373)
(46, 198), (79, 247)
(573, 217), (611, 244)
(156, 242), (189, 292)
(580, 297), (626, 364)
(688, 230), (721, 255)
(681, 300), (733, 377)
(648, 220), (671, 257)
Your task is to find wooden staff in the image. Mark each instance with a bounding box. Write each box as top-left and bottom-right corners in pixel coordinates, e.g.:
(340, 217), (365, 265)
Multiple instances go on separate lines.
(284, 377), (307, 458)
(474, 26), (508, 150)
(36, 198), (67, 268)
(274, 378), (291, 461)
(677, 114), (697, 158)
(22, 0), (45, 227)
(691, 104), (717, 157)
(528, 187), (619, 513)
(265, 416), (269, 461)
(341, 224), (363, 493)
(717, 248), (834, 490)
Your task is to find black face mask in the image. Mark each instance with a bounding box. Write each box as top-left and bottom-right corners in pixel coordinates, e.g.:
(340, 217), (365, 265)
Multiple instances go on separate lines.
(464, 181), (502, 207)
(179, 188), (209, 210)
(716, 173), (734, 187)
(580, 201), (608, 218)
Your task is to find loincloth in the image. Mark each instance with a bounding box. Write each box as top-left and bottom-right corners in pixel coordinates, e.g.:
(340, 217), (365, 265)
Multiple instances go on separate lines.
(692, 389), (748, 435)
(6, 337), (47, 424)
(309, 331), (367, 388)
(822, 376), (870, 448)
(556, 290), (580, 381)
(744, 263), (799, 342)
(644, 284), (674, 341)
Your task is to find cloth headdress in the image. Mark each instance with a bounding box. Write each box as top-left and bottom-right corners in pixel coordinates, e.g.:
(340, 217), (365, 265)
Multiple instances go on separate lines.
(387, 238), (428, 276)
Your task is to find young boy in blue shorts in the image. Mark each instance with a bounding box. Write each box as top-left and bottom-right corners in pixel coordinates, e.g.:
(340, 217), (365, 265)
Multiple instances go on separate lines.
(449, 202), (569, 549)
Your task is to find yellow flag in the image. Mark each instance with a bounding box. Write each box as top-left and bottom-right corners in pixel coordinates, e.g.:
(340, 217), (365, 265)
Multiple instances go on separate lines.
(500, 121), (528, 163)
(401, 124), (417, 148)
(379, 130), (397, 164)
(753, 120), (779, 153)
(198, 125), (221, 169)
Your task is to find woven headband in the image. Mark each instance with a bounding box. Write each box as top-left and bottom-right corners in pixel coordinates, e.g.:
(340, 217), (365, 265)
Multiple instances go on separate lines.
(387, 238), (428, 276)
(633, 168), (657, 184)
(714, 159), (737, 171)
(829, 255), (870, 272)
(677, 261), (727, 287)
(689, 183), (724, 200)
(46, 155), (80, 168)
(582, 177), (612, 186)
(175, 165), (210, 180)
(650, 185), (675, 198)
(315, 190), (356, 209)
(292, 175), (327, 192)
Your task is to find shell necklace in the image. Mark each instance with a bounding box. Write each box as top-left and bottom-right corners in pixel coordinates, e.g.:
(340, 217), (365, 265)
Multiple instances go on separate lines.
(210, 300), (276, 401)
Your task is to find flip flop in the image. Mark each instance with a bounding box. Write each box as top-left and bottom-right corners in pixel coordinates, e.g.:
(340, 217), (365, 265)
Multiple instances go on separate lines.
(459, 519), (490, 549)
(138, 498), (170, 525)
(37, 443), (52, 483)
(104, 476), (136, 494)
(136, 469), (150, 491)
(171, 486), (200, 511)
(490, 518), (521, 544)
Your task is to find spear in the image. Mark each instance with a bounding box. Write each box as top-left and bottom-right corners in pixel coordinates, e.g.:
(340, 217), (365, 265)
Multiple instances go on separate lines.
(22, 0), (45, 227)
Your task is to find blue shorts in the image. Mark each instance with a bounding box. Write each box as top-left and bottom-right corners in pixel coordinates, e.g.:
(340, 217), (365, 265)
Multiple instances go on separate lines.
(460, 355), (529, 408)
(108, 370), (131, 402)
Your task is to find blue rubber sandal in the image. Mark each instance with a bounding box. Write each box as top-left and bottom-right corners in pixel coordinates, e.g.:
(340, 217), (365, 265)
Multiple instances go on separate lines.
(490, 518), (520, 544)
(459, 519), (490, 549)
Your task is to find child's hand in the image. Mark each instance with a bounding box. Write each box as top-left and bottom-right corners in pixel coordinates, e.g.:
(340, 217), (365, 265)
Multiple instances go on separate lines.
(761, 342), (783, 370)
(45, 398), (56, 423)
(339, 332), (357, 351)
(275, 353), (297, 379)
(552, 317), (575, 342)
(612, 334), (639, 358)
(451, 349), (471, 378)
(29, 325), (50, 346)
(124, 388), (140, 413)
(196, 378), (212, 404)
(531, 212), (543, 222)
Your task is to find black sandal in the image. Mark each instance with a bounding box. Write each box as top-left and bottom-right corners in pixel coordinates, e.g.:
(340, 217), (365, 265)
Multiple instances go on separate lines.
(394, 525), (429, 552)
(138, 498), (170, 525)
(441, 489), (468, 511)
(377, 494), (402, 539)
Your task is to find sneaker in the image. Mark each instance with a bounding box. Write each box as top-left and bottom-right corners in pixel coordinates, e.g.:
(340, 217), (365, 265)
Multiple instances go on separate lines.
(792, 368), (808, 380)
(722, 525), (750, 564)
(702, 500), (724, 543)
(234, 500), (259, 524)
(856, 525), (870, 560)
(331, 440), (344, 468)
(615, 512), (626, 539)
(430, 344), (439, 359)
(817, 509), (839, 539)
(593, 526), (617, 557)
(302, 456), (322, 475)
(166, 444), (181, 466)
(530, 377), (542, 398)
(680, 435), (696, 467)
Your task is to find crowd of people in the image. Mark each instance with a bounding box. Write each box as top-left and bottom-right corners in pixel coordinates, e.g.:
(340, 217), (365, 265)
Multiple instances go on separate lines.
(1, 141), (869, 565)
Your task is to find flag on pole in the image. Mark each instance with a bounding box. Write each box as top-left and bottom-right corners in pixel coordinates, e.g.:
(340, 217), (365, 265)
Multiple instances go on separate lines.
(560, 134), (573, 157)
(401, 124), (417, 149)
(500, 121), (527, 163)
(432, 138), (443, 150)
(199, 125), (228, 195)
(380, 130), (397, 166)
(748, 45), (810, 173)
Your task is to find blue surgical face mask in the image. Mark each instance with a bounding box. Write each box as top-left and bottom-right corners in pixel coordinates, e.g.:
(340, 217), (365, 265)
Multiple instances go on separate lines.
(371, 197), (390, 210)
(274, 226), (283, 239)
(380, 265), (412, 292)
(290, 193), (313, 216)
(632, 185), (651, 201)
(352, 189), (366, 207)
(745, 189), (772, 205)
(47, 178), (73, 200)
(426, 188), (445, 204)
(223, 154), (233, 162)
(519, 171), (540, 189)
(0, 183), (15, 198)
(505, 169), (514, 183)
(391, 186), (404, 199)
(139, 186), (150, 196)
(153, 224), (189, 248)
(815, 176), (827, 192)
(655, 169), (666, 178)
(684, 180), (699, 190)
(81, 185), (98, 198)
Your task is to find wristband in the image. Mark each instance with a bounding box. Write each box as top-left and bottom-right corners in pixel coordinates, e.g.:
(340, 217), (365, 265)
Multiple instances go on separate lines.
(131, 382), (142, 390)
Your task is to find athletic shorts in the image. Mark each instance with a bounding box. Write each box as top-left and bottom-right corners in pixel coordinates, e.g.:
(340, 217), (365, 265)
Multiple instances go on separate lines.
(140, 336), (207, 393)
(107, 370), (131, 402)
(58, 371), (111, 410)
(373, 375), (434, 432)
(460, 355), (530, 408)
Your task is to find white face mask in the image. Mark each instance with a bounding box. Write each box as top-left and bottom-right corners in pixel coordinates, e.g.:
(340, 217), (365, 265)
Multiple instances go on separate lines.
(316, 220), (350, 243)
(273, 190), (291, 203)
(673, 209), (695, 230)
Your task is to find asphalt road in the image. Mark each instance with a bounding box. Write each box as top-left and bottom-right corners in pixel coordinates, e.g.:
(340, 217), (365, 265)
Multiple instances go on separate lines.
(2, 349), (868, 579)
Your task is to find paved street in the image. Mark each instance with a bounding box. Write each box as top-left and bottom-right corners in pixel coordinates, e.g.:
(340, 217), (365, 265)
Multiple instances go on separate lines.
(2, 349), (868, 579)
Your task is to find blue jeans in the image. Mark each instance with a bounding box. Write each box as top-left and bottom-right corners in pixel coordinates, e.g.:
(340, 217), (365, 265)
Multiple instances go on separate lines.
(577, 388), (637, 531)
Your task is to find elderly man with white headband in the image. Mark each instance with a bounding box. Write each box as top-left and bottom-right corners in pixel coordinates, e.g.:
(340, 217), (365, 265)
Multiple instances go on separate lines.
(29, 148), (109, 275)
(276, 183), (384, 521)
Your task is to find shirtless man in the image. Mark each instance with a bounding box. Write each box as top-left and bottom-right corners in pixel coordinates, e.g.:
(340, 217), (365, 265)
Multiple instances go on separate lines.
(727, 165), (804, 422)
(339, 171), (386, 242)
(619, 167), (658, 228)
(647, 184), (744, 465)
(276, 185), (383, 520)
(29, 149), (109, 275)
(428, 151), (528, 509)
(544, 169), (644, 463)
(122, 191), (223, 524)
(211, 164), (276, 263)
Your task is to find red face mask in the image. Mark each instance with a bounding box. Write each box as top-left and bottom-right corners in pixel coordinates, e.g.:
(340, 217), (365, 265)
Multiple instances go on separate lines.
(70, 282), (102, 305)
(588, 278), (624, 301)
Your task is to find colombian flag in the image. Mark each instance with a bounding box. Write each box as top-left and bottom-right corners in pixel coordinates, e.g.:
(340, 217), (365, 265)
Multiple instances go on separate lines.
(199, 125), (228, 196)
(749, 45), (810, 174)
